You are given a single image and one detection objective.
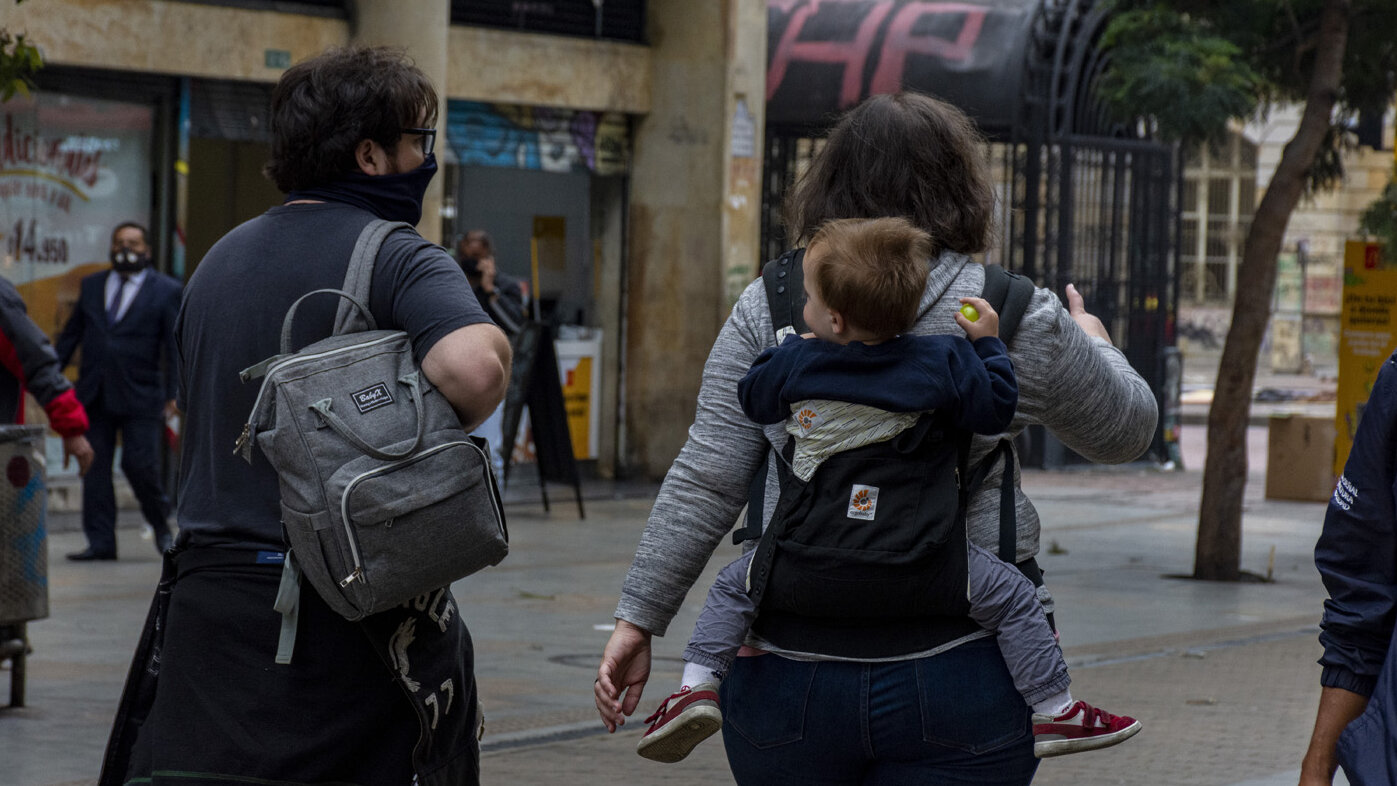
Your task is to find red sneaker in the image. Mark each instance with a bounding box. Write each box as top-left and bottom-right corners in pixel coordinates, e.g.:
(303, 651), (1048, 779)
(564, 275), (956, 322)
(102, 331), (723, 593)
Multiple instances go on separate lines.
(635, 684), (722, 763)
(1032, 700), (1141, 758)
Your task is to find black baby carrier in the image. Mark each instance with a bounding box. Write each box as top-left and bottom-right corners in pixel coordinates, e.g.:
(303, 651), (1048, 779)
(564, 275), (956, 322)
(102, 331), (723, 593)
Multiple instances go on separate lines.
(739, 248), (1040, 657)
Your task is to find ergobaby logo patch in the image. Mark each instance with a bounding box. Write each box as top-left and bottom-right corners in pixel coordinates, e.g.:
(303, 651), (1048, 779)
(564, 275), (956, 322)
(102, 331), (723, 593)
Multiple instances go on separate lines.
(353, 383), (395, 414)
(847, 484), (878, 520)
(795, 406), (823, 434)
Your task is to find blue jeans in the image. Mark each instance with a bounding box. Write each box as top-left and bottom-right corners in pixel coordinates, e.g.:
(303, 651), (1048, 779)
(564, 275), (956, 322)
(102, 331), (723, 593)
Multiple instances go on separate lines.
(720, 638), (1038, 785)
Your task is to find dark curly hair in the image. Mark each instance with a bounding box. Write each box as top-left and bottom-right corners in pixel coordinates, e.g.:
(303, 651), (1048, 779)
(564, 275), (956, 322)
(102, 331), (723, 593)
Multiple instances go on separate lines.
(264, 46), (438, 192)
(784, 91), (994, 257)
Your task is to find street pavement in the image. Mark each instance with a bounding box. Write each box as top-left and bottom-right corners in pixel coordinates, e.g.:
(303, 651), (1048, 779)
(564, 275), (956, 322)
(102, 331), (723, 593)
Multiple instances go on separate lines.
(1, 420), (1352, 785)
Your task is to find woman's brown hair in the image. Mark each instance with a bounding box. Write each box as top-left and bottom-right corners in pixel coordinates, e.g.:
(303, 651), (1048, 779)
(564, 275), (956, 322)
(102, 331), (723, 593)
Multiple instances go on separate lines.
(784, 91), (994, 257)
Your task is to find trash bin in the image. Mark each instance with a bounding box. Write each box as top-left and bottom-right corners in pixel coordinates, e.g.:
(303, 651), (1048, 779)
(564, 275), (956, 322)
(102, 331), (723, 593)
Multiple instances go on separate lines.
(0, 425), (48, 708)
(1264, 414), (1336, 502)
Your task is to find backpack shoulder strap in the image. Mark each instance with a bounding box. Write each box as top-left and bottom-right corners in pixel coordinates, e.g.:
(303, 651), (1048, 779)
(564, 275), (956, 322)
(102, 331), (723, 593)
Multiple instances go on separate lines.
(970, 268), (1052, 623)
(733, 248), (806, 546)
(972, 266), (1035, 558)
(980, 265), (1035, 347)
(762, 247), (807, 341)
(334, 219), (414, 334)
(965, 438), (1018, 562)
(744, 437), (798, 604)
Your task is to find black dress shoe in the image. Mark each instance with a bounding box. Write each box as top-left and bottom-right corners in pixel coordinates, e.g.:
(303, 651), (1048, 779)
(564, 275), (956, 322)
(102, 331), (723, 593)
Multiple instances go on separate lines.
(66, 549), (117, 561)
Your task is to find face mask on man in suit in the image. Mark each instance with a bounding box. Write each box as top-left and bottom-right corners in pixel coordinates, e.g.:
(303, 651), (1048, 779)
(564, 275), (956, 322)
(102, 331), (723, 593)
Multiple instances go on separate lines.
(110, 248), (150, 274)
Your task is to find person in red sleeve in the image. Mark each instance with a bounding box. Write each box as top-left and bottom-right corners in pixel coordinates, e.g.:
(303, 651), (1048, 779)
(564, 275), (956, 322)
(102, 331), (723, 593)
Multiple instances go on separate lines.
(0, 278), (94, 478)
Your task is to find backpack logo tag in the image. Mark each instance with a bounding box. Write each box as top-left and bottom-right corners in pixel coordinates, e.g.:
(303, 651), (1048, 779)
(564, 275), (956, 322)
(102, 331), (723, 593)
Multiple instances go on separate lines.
(795, 406), (823, 433)
(353, 383), (395, 414)
(847, 484), (878, 520)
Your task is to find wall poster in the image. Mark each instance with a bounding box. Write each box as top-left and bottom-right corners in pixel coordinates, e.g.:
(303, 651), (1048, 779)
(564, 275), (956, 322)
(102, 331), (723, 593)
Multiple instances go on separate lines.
(0, 93), (154, 338)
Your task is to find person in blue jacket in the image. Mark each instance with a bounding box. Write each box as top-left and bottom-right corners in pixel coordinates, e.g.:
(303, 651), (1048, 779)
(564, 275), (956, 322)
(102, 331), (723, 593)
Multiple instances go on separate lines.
(1301, 348), (1397, 786)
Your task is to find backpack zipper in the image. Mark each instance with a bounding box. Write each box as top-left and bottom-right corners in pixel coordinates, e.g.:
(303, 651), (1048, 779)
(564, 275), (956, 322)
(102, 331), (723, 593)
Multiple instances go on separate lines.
(336, 439), (504, 588)
(237, 333), (403, 456)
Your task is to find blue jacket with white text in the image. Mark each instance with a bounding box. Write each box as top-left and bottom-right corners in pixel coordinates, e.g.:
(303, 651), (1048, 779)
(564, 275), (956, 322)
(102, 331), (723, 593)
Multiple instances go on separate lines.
(1316, 348), (1397, 786)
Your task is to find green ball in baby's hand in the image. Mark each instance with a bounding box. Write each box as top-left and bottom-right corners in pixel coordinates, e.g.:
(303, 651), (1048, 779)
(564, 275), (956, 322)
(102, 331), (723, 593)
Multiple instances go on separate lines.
(959, 303), (980, 322)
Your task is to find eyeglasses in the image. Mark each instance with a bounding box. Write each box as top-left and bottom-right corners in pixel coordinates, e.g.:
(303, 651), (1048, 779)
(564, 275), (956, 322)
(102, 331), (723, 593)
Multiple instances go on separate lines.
(401, 127), (437, 157)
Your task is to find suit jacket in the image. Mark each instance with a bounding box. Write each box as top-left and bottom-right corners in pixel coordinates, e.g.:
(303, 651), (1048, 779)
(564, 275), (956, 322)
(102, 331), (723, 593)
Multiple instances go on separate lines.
(56, 268), (181, 418)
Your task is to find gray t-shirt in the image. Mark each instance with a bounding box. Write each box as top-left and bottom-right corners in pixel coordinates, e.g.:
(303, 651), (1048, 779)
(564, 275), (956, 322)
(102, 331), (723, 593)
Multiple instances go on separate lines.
(175, 202), (489, 547)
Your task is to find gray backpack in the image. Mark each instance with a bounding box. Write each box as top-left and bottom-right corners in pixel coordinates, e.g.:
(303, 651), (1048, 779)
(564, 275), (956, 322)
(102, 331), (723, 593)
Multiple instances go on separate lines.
(237, 219), (508, 660)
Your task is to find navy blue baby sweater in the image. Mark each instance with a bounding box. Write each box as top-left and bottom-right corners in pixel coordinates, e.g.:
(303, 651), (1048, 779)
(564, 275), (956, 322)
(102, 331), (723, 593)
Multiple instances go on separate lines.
(737, 333), (1018, 435)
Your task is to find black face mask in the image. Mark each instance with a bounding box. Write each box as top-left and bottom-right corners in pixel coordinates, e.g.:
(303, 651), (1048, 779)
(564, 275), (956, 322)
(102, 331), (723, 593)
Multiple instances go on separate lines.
(110, 249), (149, 274)
(285, 153), (438, 225)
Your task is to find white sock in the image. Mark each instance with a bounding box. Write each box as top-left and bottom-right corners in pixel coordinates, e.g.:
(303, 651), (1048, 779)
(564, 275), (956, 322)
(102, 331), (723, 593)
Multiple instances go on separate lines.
(681, 662), (720, 691)
(1032, 690), (1073, 718)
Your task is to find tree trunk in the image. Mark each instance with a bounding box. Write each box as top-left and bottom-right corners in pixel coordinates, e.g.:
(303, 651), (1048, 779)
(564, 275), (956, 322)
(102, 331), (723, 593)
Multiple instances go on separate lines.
(1193, 0), (1351, 580)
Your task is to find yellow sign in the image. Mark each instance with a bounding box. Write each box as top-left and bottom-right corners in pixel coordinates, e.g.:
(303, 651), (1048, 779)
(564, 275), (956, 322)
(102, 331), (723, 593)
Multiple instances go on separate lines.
(561, 356), (593, 460)
(1334, 240), (1397, 477)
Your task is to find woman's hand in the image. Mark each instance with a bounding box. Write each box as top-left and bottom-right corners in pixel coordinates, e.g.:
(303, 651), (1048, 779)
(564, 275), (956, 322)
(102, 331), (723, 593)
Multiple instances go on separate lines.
(1066, 283), (1110, 341)
(595, 619), (653, 732)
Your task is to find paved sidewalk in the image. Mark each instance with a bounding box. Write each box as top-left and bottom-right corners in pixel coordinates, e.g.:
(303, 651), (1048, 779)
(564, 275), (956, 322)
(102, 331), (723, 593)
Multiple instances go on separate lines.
(1, 424), (1349, 785)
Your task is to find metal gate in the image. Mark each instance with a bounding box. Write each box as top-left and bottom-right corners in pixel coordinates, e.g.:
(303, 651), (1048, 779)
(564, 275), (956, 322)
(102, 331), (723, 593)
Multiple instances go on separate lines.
(1000, 136), (1178, 465)
(759, 0), (1179, 465)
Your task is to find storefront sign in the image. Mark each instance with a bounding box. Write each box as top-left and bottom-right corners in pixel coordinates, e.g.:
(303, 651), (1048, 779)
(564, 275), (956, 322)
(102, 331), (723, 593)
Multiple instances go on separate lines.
(1334, 239), (1397, 477)
(557, 333), (603, 460)
(0, 93), (153, 336)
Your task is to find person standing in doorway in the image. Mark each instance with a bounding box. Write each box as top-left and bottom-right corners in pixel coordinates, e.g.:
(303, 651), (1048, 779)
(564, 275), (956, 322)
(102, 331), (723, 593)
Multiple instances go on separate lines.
(458, 230), (527, 334)
(56, 222), (180, 560)
(457, 229), (526, 477)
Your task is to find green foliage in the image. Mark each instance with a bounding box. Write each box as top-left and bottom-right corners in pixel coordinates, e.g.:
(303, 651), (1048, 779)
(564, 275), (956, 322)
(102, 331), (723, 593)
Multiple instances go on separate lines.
(1304, 120), (1360, 195)
(1100, 0), (1397, 188)
(1098, 7), (1263, 145)
(1, 0), (42, 102)
(1359, 180), (1397, 258)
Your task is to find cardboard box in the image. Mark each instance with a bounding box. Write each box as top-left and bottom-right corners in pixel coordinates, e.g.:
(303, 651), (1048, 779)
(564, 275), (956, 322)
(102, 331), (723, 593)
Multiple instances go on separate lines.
(1265, 414), (1337, 502)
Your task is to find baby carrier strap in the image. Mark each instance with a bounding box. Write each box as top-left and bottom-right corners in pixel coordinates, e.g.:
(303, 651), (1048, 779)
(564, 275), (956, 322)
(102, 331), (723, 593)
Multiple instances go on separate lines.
(762, 247), (807, 343)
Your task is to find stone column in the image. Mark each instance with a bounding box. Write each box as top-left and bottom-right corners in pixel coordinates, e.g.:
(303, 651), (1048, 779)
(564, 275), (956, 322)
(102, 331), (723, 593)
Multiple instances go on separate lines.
(624, 0), (767, 478)
(351, 0), (450, 244)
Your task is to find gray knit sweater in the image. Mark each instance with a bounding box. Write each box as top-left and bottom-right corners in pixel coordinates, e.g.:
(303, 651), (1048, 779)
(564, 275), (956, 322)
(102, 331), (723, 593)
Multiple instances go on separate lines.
(615, 252), (1158, 656)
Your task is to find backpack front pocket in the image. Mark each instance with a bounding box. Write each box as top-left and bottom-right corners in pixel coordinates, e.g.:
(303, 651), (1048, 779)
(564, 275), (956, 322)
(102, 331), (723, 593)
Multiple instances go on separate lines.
(332, 435), (508, 616)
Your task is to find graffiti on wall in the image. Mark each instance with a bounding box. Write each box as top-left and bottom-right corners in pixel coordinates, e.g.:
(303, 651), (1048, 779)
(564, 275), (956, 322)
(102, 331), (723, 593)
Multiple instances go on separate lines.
(447, 101), (629, 175)
(766, 0), (1019, 132)
(768, 1), (988, 107)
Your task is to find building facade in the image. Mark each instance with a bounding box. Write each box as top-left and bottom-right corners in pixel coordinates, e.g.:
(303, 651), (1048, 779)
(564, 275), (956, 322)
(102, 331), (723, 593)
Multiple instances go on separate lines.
(1176, 107), (1396, 375)
(0, 0), (768, 480)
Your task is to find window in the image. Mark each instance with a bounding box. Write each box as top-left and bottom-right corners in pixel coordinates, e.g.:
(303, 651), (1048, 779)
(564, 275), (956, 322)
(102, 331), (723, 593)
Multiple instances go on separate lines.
(451, 0), (646, 42)
(1179, 132), (1259, 303)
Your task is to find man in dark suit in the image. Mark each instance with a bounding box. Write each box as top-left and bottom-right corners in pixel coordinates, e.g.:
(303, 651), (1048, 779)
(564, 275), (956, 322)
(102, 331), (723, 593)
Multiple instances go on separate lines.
(56, 221), (181, 560)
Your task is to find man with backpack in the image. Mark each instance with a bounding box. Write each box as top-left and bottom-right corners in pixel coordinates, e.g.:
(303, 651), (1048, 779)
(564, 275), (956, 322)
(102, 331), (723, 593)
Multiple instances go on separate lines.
(100, 46), (510, 786)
